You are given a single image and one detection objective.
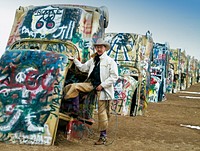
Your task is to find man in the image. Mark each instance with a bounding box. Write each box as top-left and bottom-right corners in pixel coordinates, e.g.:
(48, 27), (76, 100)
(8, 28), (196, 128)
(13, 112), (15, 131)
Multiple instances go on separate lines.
(63, 38), (118, 145)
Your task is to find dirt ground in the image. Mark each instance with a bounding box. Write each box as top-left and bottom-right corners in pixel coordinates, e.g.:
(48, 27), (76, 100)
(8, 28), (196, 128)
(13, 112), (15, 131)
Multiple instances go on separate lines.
(1, 83), (200, 151)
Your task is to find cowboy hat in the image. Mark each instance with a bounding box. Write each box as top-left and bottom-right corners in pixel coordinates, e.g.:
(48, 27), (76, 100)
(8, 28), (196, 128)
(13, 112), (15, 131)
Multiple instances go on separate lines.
(93, 38), (110, 51)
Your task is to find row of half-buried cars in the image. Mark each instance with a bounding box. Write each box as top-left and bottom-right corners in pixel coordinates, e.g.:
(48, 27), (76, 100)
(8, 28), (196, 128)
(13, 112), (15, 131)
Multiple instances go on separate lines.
(0, 4), (200, 145)
(104, 32), (200, 116)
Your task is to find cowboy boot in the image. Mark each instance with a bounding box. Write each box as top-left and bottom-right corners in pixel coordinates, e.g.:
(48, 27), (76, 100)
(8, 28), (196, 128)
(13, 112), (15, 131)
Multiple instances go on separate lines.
(95, 130), (107, 145)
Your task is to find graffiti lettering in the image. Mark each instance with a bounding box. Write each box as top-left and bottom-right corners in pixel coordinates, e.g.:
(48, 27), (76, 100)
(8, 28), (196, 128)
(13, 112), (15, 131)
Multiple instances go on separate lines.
(13, 132), (52, 145)
(21, 26), (46, 39)
(53, 21), (75, 40)
(21, 26), (37, 38)
(34, 7), (62, 17)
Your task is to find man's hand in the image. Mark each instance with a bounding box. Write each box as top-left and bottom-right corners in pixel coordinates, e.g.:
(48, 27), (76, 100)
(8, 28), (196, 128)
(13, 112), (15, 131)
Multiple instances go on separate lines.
(68, 56), (74, 61)
(96, 85), (103, 91)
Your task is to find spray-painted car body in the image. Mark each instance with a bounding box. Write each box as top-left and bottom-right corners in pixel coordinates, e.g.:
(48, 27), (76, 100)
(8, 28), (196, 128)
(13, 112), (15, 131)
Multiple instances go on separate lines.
(104, 32), (153, 116)
(0, 4), (109, 145)
(186, 55), (192, 88)
(180, 50), (187, 90)
(169, 48), (181, 93)
(149, 43), (169, 102)
(191, 58), (198, 85)
(197, 61), (200, 83)
(7, 4), (109, 62)
(166, 63), (174, 93)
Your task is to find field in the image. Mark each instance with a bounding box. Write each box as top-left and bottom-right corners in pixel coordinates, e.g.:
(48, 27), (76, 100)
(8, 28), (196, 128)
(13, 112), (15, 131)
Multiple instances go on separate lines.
(1, 83), (200, 151)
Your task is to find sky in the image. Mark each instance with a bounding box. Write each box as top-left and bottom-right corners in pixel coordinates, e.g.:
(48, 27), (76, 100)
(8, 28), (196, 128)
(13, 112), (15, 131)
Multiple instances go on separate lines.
(0, 0), (200, 60)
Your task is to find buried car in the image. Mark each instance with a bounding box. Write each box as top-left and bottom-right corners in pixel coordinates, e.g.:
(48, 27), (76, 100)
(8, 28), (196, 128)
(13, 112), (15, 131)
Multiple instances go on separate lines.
(149, 42), (169, 102)
(104, 32), (153, 116)
(0, 4), (109, 145)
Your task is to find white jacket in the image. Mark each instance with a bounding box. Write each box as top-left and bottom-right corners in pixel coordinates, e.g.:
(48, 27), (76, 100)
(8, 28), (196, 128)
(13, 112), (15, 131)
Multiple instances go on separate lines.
(73, 52), (118, 100)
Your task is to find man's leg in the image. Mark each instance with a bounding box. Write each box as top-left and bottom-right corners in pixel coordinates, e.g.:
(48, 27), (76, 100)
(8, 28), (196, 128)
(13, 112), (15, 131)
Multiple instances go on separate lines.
(63, 82), (93, 99)
(97, 100), (110, 131)
(95, 99), (110, 145)
(63, 82), (94, 121)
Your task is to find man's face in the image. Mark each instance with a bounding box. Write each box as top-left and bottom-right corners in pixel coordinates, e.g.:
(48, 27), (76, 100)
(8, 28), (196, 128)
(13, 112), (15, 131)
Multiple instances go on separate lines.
(95, 45), (106, 55)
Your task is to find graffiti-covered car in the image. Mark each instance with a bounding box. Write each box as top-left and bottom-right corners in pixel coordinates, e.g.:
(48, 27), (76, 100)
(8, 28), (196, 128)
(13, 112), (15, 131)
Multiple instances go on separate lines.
(190, 57), (198, 85)
(104, 32), (153, 116)
(169, 48), (181, 93)
(149, 42), (169, 102)
(180, 50), (187, 90)
(0, 4), (109, 145)
(197, 60), (200, 83)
